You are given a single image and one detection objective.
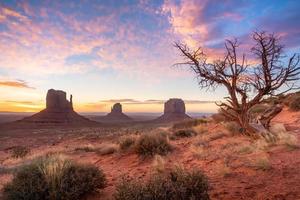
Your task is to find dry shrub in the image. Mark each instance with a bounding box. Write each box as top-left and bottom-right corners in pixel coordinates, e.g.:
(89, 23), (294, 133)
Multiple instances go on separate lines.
(3, 154), (106, 200)
(172, 118), (208, 129)
(96, 144), (118, 155)
(193, 125), (208, 135)
(254, 157), (271, 171)
(119, 135), (137, 151)
(224, 121), (241, 135)
(152, 155), (165, 173)
(249, 104), (270, 114)
(11, 146), (30, 159)
(75, 144), (95, 152)
(269, 123), (299, 149)
(135, 132), (172, 157)
(190, 144), (209, 159)
(114, 167), (209, 200)
(173, 129), (196, 138)
(237, 145), (254, 154)
(288, 94), (300, 111)
(211, 113), (226, 122)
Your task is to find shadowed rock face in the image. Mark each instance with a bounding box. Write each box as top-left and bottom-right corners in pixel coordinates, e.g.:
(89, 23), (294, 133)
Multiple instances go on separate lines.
(164, 98), (186, 114)
(111, 103), (122, 114)
(20, 89), (94, 124)
(93, 103), (132, 123)
(46, 89), (73, 112)
(154, 98), (191, 123)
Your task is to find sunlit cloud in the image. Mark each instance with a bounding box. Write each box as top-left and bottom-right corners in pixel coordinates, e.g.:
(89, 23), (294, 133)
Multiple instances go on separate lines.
(0, 79), (34, 89)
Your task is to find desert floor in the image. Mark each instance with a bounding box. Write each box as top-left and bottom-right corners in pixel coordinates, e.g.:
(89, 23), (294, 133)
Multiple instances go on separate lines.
(1, 108), (300, 200)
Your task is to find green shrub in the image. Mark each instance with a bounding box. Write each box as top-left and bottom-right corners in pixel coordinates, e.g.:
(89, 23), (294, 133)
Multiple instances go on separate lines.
(3, 154), (106, 200)
(119, 135), (136, 151)
(172, 118), (207, 129)
(135, 133), (172, 156)
(173, 129), (196, 138)
(114, 167), (209, 200)
(11, 146), (30, 159)
(289, 95), (300, 111)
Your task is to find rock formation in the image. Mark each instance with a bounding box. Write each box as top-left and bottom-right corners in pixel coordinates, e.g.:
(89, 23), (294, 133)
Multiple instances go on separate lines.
(20, 89), (94, 124)
(154, 98), (191, 123)
(94, 103), (132, 123)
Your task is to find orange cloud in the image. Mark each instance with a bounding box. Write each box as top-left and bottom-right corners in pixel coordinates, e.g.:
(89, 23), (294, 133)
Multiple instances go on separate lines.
(0, 80), (34, 89)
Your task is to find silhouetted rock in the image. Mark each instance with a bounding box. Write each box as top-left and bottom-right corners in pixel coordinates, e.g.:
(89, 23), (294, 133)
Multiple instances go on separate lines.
(46, 89), (73, 112)
(93, 103), (132, 123)
(111, 103), (122, 114)
(154, 98), (191, 123)
(20, 89), (95, 125)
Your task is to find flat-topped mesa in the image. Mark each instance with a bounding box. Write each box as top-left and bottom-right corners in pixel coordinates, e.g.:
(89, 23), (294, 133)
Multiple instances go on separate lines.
(46, 89), (73, 112)
(111, 103), (122, 114)
(164, 98), (186, 114)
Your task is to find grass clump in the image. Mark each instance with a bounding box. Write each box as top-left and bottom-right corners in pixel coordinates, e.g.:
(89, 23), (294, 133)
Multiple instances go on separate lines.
(135, 133), (172, 157)
(288, 94), (300, 111)
(173, 129), (197, 138)
(11, 146), (30, 159)
(172, 118), (208, 129)
(254, 157), (272, 171)
(224, 121), (241, 136)
(119, 135), (136, 151)
(114, 167), (210, 200)
(96, 144), (118, 155)
(3, 154), (106, 200)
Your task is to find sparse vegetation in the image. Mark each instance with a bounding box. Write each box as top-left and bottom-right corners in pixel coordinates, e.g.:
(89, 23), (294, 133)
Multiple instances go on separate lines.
(288, 94), (300, 111)
(114, 167), (209, 200)
(254, 157), (272, 171)
(119, 135), (136, 151)
(96, 144), (118, 155)
(224, 122), (241, 136)
(11, 146), (30, 159)
(238, 145), (254, 154)
(3, 154), (106, 200)
(172, 118), (208, 129)
(135, 132), (172, 157)
(173, 129), (196, 138)
(151, 155), (165, 173)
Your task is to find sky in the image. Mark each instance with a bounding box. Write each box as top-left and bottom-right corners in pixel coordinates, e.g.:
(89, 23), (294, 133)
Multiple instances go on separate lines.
(0, 0), (300, 113)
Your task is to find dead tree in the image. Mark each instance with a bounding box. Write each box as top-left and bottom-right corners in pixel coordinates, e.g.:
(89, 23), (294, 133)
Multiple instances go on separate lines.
(175, 31), (300, 137)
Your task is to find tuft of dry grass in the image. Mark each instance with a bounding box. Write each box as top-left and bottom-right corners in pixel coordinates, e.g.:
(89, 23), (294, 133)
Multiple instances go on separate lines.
(11, 146), (30, 159)
(237, 145), (254, 154)
(119, 135), (137, 151)
(224, 121), (241, 136)
(96, 143), (119, 155)
(253, 157), (272, 171)
(152, 155), (165, 173)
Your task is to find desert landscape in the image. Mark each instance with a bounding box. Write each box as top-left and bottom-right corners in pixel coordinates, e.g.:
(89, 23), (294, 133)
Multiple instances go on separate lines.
(1, 0), (300, 200)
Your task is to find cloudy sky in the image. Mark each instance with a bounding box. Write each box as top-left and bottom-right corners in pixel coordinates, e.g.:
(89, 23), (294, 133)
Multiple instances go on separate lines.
(0, 0), (299, 113)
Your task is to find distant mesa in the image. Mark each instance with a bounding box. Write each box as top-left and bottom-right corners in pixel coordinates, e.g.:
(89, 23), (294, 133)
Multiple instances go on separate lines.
(154, 98), (191, 123)
(20, 89), (94, 124)
(94, 103), (132, 123)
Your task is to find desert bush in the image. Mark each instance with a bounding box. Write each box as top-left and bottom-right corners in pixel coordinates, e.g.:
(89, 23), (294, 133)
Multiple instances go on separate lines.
(3, 154), (106, 200)
(211, 113), (226, 122)
(288, 95), (300, 111)
(224, 121), (241, 135)
(75, 144), (95, 152)
(11, 146), (30, 159)
(172, 118), (207, 129)
(96, 144), (118, 155)
(114, 167), (209, 200)
(119, 135), (136, 151)
(249, 104), (269, 115)
(135, 133), (172, 157)
(254, 157), (271, 171)
(173, 129), (197, 138)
